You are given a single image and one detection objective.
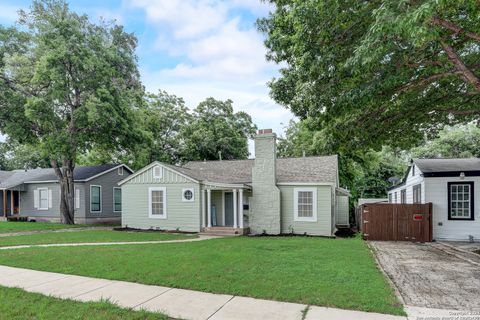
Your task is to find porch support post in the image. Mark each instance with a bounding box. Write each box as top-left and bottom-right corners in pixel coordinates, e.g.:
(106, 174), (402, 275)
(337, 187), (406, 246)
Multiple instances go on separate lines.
(201, 189), (206, 228)
(3, 190), (6, 218)
(238, 189), (244, 228)
(233, 189), (238, 228)
(207, 189), (212, 228)
(10, 190), (14, 215)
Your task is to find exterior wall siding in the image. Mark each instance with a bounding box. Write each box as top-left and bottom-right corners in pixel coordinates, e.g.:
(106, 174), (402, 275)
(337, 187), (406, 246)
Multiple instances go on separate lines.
(336, 195), (349, 225)
(388, 166), (425, 204)
(121, 165), (201, 232)
(84, 168), (129, 220)
(20, 183), (60, 220)
(121, 183), (201, 232)
(425, 176), (480, 241)
(279, 185), (333, 236)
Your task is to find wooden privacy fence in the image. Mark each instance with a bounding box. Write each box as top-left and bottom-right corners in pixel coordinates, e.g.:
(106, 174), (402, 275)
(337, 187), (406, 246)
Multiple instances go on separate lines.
(359, 203), (432, 242)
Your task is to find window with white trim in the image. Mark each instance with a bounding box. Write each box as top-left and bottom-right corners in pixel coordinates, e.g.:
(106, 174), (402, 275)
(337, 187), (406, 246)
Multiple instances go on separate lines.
(294, 188), (317, 222)
(413, 184), (421, 203)
(149, 187), (167, 219)
(182, 188), (194, 202)
(39, 188), (49, 210)
(75, 188), (80, 209)
(153, 166), (162, 179)
(449, 182), (474, 220)
(90, 185), (102, 212)
(118, 166), (124, 175)
(113, 187), (122, 212)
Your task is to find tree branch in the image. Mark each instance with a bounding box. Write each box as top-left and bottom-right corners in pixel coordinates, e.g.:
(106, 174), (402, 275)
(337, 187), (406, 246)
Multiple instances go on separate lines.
(396, 70), (463, 94)
(440, 40), (480, 93)
(432, 17), (480, 43)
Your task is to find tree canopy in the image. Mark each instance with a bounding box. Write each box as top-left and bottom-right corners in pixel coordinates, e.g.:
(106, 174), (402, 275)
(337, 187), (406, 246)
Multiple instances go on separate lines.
(411, 124), (480, 158)
(0, 0), (143, 223)
(259, 0), (480, 152)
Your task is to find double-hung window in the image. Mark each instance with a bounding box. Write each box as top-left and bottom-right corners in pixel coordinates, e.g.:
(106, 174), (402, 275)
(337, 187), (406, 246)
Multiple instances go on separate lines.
(113, 187), (122, 212)
(39, 188), (49, 210)
(413, 184), (422, 203)
(90, 185), (102, 213)
(149, 187), (167, 219)
(400, 189), (406, 204)
(448, 182), (474, 220)
(294, 188), (317, 222)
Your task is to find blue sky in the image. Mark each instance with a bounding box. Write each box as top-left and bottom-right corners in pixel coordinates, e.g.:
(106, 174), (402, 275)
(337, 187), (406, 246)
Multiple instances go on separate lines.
(0, 0), (294, 142)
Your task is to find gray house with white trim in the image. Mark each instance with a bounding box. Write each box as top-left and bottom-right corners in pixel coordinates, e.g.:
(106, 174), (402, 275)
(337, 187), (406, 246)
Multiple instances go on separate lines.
(120, 130), (349, 236)
(0, 164), (132, 224)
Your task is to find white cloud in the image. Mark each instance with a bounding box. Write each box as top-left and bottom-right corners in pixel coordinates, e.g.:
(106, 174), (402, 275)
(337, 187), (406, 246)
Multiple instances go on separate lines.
(128, 0), (227, 39)
(129, 0), (293, 137)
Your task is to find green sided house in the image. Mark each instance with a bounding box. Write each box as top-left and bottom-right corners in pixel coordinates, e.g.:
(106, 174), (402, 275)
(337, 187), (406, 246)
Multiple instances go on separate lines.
(119, 130), (350, 235)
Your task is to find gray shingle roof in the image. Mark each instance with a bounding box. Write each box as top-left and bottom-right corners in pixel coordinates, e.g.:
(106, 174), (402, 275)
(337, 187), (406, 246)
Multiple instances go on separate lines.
(414, 158), (480, 173)
(182, 155), (338, 184)
(0, 164), (129, 189)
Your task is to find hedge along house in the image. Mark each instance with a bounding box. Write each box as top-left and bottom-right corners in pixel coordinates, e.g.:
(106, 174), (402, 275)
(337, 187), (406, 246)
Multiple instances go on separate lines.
(119, 129), (350, 235)
(0, 164), (132, 224)
(388, 158), (480, 241)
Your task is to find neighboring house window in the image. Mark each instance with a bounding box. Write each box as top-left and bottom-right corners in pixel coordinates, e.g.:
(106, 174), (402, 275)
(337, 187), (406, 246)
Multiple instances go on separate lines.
(118, 166), (124, 175)
(149, 187), (167, 219)
(36, 188), (50, 210)
(394, 192), (397, 203)
(113, 187), (122, 212)
(90, 185), (102, 212)
(182, 188), (194, 202)
(413, 184), (421, 203)
(153, 166), (162, 179)
(294, 188), (317, 222)
(75, 188), (80, 209)
(448, 182), (474, 220)
(388, 193), (392, 203)
(400, 189), (406, 204)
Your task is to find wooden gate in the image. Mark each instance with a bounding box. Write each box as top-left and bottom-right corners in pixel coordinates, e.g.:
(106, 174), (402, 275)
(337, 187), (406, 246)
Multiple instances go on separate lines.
(361, 203), (432, 242)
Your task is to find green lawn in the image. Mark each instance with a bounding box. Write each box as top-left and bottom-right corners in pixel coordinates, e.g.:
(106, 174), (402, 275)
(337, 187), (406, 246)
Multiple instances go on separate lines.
(0, 286), (169, 320)
(0, 230), (196, 247)
(0, 236), (404, 315)
(0, 221), (91, 233)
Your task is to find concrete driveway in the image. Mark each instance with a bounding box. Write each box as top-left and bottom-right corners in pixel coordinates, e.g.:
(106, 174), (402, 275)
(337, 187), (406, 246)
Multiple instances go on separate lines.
(369, 241), (480, 311)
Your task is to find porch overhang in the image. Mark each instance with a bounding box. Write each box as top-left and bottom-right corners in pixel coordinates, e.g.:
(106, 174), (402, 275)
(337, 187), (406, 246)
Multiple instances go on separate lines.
(202, 181), (251, 190)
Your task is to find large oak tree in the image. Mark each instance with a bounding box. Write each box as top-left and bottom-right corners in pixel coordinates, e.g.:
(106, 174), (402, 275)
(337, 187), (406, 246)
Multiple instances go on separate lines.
(0, 0), (143, 223)
(259, 0), (480, 152)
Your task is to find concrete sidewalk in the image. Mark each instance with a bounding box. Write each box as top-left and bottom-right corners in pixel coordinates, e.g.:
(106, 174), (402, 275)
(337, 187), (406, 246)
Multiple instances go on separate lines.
(0, 265), (405, 320)
(0, 235), (219, 250)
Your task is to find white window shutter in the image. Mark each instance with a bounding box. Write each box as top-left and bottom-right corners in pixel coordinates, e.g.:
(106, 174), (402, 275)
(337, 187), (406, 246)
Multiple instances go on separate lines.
(75, 188), (80, 209)
(48, 189), (53, 208)
(34, 189), (39, 209)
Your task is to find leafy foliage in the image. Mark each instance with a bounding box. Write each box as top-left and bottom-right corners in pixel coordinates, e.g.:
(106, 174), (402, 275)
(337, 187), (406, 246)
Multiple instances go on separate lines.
(0, 0), (143, 223)
(0, 140), (50, 170)
(259, 0), (480, 152)
(412, 124), (480, 158)
(182, 98), (257, 161)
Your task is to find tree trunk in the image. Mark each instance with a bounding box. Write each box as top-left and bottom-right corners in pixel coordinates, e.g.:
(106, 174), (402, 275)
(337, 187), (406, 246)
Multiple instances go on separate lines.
(51, 159), (75, 224)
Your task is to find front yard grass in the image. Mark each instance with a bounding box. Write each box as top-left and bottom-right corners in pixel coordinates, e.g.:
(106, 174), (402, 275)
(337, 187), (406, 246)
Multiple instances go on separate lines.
(0, 285), (169, 320)
(0, 230), (196, 247)
(0, 221), (90, 233)
(0, 236), (404, 315)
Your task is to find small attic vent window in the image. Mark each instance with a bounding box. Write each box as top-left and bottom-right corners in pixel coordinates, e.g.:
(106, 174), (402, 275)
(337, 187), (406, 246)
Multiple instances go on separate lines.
(153, 166), (162, 179)
(118, 166), (124, 175)
(412, 164), (415, 176)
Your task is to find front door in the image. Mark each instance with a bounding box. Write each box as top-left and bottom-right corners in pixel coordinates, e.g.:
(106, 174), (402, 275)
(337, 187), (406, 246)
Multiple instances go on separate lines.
(224, 192), (234, 226)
